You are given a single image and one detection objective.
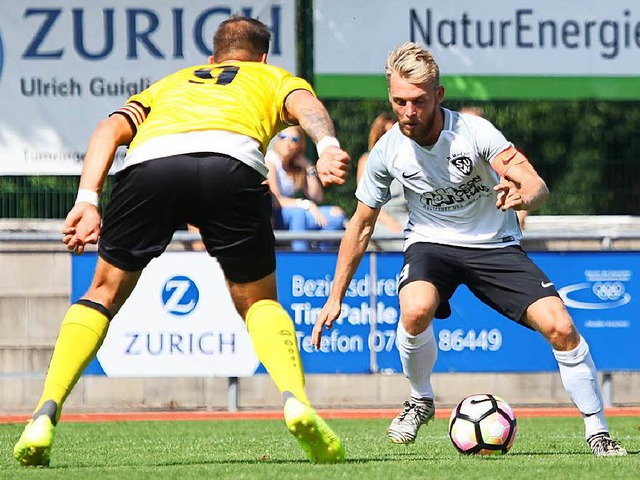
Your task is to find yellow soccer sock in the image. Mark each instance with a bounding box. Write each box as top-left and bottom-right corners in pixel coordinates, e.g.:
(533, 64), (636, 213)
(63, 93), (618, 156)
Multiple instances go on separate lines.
(34, 301), (110, 423)
(246, 300), (310, 405)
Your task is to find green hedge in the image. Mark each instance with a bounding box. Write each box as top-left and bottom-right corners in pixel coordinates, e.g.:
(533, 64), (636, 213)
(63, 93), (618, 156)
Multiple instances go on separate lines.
(1, 100), (639, 219)
(321, 99), (640, 217)
(0, 176), (114, 219)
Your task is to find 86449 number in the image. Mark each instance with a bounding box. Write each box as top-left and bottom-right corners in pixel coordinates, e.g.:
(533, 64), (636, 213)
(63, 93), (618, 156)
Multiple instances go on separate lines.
(438, 328), (502, 352)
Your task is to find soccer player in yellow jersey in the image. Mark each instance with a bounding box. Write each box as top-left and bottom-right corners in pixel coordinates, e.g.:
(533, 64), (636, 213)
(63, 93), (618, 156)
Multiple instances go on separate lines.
(14, 15), (348, 467)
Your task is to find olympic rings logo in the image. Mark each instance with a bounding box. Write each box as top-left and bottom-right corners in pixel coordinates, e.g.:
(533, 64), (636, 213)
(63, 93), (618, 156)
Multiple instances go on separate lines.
(592, 281), (625, 301)
(558, 281), (631, 310)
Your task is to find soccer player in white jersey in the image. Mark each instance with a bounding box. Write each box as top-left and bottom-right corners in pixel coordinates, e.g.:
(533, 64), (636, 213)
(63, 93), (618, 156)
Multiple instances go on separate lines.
(312, 42), (626, 457)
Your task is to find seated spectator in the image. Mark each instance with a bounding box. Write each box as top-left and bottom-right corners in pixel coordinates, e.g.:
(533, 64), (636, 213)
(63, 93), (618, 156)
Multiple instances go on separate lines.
(357, 112), (407, 238)
(266, 126), (346, 251)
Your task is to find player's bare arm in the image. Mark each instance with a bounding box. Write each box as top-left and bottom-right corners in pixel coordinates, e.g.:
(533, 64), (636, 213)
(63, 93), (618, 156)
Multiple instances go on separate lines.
(63, 114), (134, 254)
(284, 89), (350, 186)
(491, 147), (549, 212)
(312, 202), (380, 348)
(284, 89), (334, 141)
(494, 162), (549, 212)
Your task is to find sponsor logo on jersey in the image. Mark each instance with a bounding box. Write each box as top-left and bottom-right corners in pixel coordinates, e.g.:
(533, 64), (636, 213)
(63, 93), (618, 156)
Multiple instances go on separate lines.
(402, 170), (421, 179)
(420, 175), (490, 210)
(450, 156), (473, 175)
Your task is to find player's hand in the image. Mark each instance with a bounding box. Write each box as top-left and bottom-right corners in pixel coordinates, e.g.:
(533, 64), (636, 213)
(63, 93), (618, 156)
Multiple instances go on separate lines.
(62, 203), (102, 254)
(312, 299), (343, 349)
(494, 177), (523, 211)
(316, 146), (350, 186)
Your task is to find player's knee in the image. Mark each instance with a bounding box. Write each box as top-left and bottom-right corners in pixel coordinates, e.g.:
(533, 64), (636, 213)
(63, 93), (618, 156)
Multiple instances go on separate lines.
(544, 317), (579, 350)
(399, 302), (435, 335)
(527, 296), (579, 349)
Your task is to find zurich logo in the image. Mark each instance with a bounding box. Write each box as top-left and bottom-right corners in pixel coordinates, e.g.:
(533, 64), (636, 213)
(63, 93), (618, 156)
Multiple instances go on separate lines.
(161, 276), (200, 316)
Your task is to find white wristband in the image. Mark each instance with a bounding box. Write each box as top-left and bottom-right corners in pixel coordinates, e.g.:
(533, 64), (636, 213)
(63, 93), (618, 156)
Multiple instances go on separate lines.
(75, 189), (100, 207)
(316, 136), (340, 157)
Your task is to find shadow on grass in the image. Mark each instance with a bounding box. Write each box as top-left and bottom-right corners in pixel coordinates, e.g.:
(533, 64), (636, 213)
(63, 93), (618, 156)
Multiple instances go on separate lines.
(13, 450), (638, 471)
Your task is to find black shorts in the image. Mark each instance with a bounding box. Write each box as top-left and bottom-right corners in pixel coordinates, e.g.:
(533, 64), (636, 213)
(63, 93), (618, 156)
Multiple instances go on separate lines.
(99, 153), (275, 283)
(398, 242), (560, 323)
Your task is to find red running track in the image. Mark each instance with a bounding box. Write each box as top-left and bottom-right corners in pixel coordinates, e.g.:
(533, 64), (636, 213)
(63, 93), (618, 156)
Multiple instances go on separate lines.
(1, 407), (639, 424)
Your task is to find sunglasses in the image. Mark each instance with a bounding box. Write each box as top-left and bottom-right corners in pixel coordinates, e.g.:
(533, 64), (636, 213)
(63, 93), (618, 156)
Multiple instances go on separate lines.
(278, 133), (300, 143)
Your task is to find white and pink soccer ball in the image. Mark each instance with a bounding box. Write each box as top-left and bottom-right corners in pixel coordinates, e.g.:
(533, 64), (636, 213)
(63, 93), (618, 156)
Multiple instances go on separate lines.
(449, 393), (517, 455)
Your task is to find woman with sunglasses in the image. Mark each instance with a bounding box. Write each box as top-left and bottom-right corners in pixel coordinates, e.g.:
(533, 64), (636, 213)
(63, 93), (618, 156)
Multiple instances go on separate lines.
(267, 126), (347, 251)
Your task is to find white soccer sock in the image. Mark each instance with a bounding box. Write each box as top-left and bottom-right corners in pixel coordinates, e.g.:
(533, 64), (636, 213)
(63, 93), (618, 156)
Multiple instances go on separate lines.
(396, 322), (437, 400)
(553, 336), (608, 438)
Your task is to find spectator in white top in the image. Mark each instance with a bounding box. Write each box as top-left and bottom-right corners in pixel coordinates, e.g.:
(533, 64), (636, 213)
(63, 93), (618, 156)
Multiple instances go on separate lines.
(266, 126), (346, 251)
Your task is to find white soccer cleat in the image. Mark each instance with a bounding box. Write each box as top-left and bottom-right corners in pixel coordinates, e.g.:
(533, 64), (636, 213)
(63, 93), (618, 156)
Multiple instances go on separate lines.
(388, 397), (435, 444)
(588, 432), (627, 457)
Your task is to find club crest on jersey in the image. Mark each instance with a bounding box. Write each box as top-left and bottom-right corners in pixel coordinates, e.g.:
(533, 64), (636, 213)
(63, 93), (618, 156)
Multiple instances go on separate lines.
(450, 156), (473, 175)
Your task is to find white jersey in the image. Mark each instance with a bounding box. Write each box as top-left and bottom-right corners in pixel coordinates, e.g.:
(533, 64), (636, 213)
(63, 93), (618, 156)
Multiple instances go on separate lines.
(356, 108), (522, 250)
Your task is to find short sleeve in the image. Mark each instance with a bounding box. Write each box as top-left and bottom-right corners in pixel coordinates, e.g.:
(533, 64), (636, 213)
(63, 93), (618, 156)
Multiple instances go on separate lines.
(355, 144), (394, 208)
(126, 87), (153, 110)
(275, 75), (315, 123)
(465, 115), (513, 164)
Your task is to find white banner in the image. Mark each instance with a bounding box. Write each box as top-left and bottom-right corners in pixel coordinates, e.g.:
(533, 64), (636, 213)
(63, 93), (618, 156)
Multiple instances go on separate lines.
(97, 252), (260, 377)
(315, 0), (640, 76)
(0, 0), (296, 175)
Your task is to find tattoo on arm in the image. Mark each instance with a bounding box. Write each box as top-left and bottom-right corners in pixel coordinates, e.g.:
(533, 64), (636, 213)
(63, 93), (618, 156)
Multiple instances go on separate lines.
(297, 107), (335, 143)
(285, 93), (335, 143)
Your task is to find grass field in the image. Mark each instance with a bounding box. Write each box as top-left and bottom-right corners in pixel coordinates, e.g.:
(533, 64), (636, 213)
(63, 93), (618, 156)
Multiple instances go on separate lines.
(1, 415), (637, 479)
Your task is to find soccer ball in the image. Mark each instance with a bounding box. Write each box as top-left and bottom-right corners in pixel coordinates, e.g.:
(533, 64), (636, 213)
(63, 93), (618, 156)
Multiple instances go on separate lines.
(448, 393), (517, 455)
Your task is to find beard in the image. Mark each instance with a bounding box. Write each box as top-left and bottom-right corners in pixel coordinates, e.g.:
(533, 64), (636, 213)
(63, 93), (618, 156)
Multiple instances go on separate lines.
(398, 106), (440, 146)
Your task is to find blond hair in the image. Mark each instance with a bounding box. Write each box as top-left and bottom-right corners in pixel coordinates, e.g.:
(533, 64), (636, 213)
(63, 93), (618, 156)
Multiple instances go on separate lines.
(385, 42), (440, 87)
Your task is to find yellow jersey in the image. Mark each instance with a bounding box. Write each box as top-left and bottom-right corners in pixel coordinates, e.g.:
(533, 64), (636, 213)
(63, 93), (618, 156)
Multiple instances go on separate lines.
(116, 62), (314, 176)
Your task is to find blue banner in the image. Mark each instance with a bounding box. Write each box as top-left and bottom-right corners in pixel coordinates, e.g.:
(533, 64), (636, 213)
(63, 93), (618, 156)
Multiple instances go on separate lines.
(275, 252), (376, 373)
(275, 251), (640, 374)
(73, 250), (640, 375)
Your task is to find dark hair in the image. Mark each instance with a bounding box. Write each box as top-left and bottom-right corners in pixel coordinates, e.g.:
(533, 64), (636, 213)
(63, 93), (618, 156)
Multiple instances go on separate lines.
(213, 15), (271, 61)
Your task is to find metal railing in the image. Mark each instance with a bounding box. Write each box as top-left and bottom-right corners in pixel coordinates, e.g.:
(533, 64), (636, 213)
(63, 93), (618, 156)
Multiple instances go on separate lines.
(3, 218), (640, 250)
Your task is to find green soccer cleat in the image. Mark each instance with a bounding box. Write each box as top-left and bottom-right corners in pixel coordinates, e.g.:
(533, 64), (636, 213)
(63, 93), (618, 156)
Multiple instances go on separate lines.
(284, 396), (345, 464)
(13, 415), (56, 467)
